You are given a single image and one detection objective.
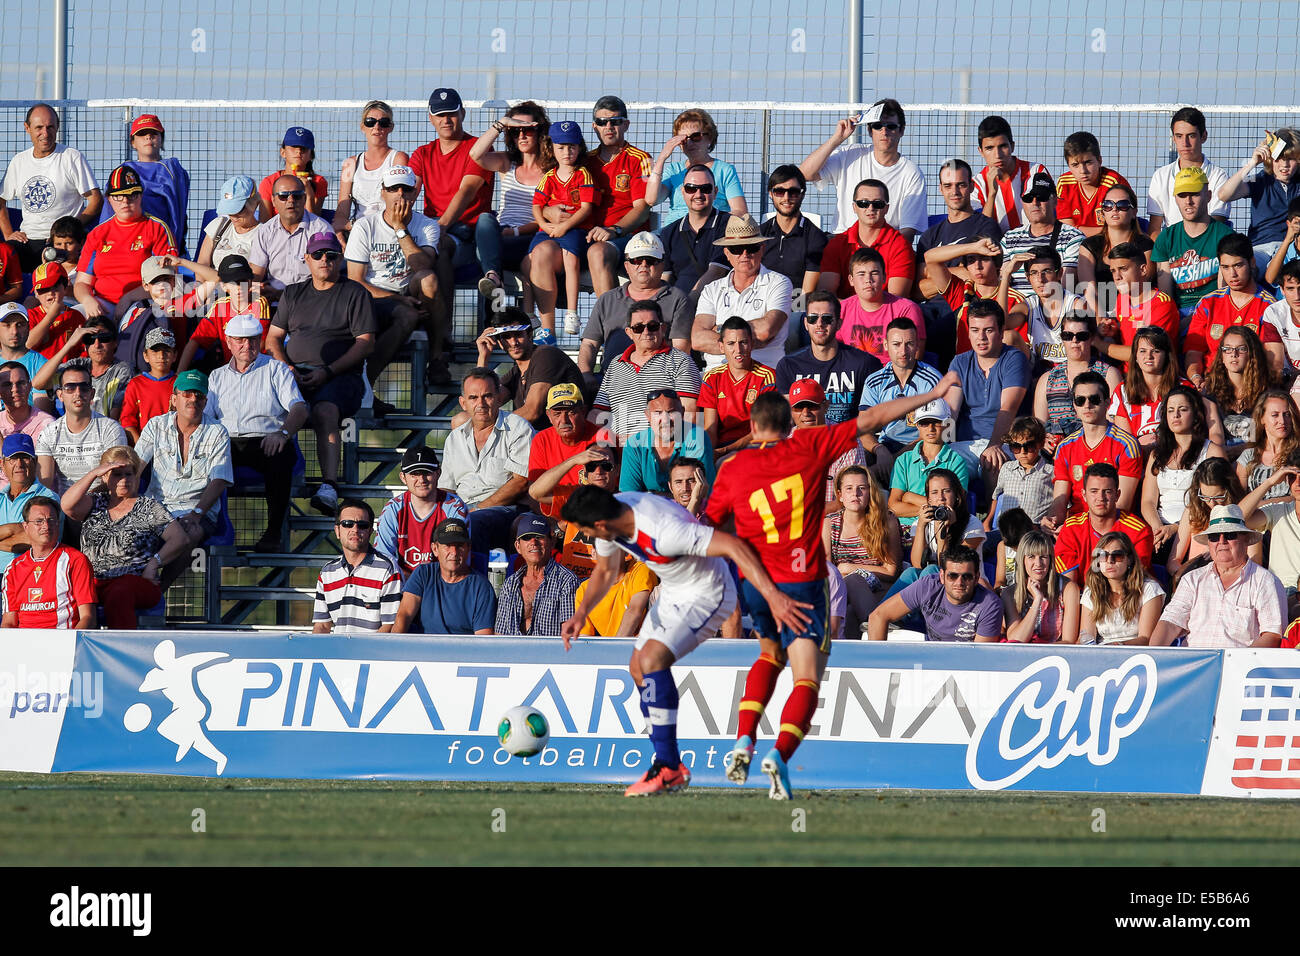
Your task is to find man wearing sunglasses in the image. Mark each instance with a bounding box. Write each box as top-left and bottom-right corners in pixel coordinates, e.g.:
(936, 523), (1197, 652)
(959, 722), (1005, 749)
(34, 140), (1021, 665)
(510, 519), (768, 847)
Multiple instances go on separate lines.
(592, 300), (700, 440)
(867, 544), (1002, 642)
(31, 317), (132, 420)
(998, 170), (1083, 297)
(817, 179), (914, 300)
(759, 165), (828, 297)
(248, 173), (331, 300)
(695, 214), (792, 372)
(586, 95), (652, 298)
(799, 98), (926, 241)
(35, 358), (127, 498)
(313, 498), (402, 634)
(659, 165), (729, 299)
(1053, 462), (1153, 584)
(777, 291), (880, 429)
(1046, 371), (1142, 525)
(267, 231), (376, 516)
(1152, 504), (1284, 648)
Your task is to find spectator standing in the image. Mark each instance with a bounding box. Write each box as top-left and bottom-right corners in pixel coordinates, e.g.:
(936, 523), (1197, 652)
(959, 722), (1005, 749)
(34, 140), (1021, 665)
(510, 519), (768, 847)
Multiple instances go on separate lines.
(375, 446), (470, 578)
(0, 496), (94, 629)
(585, 95), (652, 297)
(392, 518), (497, 635)
(494, 514), (580, 636)
(313, 499), (403, 634)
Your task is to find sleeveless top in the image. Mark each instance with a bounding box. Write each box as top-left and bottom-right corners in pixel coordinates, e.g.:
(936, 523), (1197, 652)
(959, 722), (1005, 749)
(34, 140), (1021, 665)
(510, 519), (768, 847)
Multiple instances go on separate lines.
(1045, 359), (1111, 436)
(349, 148), (399, 220)
(1155, 443), (1211, 524)
(1025, 292), (1087, 364)
(1238, 446), (1288, 501)
(828, 511), (881, 566)
(497, 167), (537, 228)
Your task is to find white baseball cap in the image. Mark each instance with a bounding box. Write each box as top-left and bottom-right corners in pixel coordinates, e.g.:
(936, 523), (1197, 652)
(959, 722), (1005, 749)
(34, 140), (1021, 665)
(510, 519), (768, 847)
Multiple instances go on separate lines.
(624, 231), (664, 260)
(382, 165), (417, 189)
(223, 311), (263, 339)
(909, 398), (952, 425)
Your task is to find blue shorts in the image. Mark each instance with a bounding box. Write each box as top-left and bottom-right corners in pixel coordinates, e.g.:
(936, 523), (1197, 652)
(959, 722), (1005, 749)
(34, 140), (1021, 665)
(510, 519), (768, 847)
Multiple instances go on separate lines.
(740, 578), (830, 653)
(529, 229), (587, 258)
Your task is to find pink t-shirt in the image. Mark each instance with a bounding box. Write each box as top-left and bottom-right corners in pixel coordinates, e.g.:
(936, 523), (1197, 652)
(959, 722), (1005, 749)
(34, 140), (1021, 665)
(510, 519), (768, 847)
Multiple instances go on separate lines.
(837, 292), (925, 365)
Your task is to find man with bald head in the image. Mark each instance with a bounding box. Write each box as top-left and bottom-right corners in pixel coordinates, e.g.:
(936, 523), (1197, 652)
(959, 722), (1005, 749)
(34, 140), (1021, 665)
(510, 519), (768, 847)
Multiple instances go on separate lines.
(248, 172), (331, 300)
(1, 104), (103, 271)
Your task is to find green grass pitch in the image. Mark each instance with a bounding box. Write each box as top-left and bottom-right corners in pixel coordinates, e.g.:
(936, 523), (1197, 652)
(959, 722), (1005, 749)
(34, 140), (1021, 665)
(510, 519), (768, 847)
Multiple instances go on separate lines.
(2, 772), (1298, 865)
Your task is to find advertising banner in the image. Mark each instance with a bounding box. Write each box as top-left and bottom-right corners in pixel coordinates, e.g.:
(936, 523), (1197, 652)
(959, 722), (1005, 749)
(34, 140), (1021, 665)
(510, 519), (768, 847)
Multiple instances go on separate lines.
(41, 632), (1223, 794)
(1202, 648), (1300, 797)
(0, 630), (82, 773)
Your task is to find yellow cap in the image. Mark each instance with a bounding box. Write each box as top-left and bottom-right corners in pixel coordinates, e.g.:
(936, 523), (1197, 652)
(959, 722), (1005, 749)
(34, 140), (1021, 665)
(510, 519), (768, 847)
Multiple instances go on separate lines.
(546, 383), (583, 409)
(1172, 166), (1209, 195)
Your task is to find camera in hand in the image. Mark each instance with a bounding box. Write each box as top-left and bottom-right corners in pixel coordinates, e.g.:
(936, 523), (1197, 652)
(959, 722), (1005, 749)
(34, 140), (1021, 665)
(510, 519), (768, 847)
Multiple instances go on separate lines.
(932, 506), (952, 523)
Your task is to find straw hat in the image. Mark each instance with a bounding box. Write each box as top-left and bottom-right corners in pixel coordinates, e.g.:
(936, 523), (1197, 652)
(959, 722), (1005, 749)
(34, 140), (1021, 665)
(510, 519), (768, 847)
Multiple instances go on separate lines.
(713, 214), (774, 247)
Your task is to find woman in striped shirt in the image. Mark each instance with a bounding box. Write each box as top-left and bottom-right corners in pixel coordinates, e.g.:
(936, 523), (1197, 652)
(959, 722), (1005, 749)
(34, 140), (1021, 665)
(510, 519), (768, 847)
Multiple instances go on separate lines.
(822, 464), (900, 637)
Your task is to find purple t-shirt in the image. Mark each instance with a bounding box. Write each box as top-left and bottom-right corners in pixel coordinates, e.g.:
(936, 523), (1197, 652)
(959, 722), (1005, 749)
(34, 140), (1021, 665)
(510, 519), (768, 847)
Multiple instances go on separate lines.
(899, 574), (1002, 642)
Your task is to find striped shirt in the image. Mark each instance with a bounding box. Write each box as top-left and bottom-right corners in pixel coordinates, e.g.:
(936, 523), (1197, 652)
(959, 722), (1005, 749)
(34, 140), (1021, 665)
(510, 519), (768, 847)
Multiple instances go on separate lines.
(593, 346), (702, 439)
(313, 549), (403, 633)
(493, 560), (580, 636)
(860, 361), (942, 444)
(1000, 222), (1085, 294)
(134, 413), (234, 520)
(207, 353), (307, 438)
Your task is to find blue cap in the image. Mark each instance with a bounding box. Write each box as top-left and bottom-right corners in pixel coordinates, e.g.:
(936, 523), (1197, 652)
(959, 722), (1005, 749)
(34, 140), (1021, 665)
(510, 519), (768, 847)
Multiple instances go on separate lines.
(428, 88), (463, 115)
(549, 121), (584, 146)
(513, 513), (552, 540)
(216, 175), (256, 215)
(2, 434), (35, 458)
(282, 126), (314, 149)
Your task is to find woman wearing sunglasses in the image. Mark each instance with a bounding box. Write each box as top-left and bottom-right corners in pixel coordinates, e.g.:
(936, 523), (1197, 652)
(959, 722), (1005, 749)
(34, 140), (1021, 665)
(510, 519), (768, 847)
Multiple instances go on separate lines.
(645, 108), (747, 227)
(1031, 311), (1121, 453)
(333, 101), (410, 234)
(1079, 532), (1164, 645)
(1141, 384), (1225, 564)
(469, 101), (551, 307)
(1169, 457), (1264, 576)
(1003, 529), (1079, 643)
(1076, 182), (1155, 315)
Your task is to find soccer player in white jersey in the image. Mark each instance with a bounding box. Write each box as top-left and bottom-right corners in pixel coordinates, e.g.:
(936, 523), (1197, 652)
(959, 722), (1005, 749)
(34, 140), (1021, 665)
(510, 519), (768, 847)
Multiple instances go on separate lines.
(560, 486), (810, 796)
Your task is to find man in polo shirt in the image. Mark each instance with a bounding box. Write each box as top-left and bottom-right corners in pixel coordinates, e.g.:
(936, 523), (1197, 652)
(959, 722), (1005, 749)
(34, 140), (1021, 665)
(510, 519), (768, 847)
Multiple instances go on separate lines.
(915, 159), (1003, 262)
(799, 98), (927, 241)
(1152, 504), (1283, 648)
(0, 434), (58, 571)
(410, 87), (493, 357)
(694, 214), (792, 372)
(375, 445), (470, 578)
(998, 170), (1084, 296)
(494, 513), (580, 637)
(207, 312), (308, 552)
(134, 369), (233, 583)
(247, 173), (331, 299)
(527, 383), (612, 521)
(1183, 232), (1283, 383)
(267, 231), (376, 515)
(861, 317), (943, 453)
(775, 291), (881, 427)
(592, 300), (701, 440)
(1146, 106), (1232, 237)
(659, 165), (729, 299)
(585, 95), (652, 297)
(578, 231), (692, 377)
(440, 366), (533, 556)
(817, 179), (914, 299)
(621, 387), (716, 494)
(1152, 166), (1235, 326)
(474, 308), (583, 431)
(1053, 463), (1154, 583)
(392, 518), (497, 636)
(0, 496), (94, 630)
(759, 165), (828, 297)
(313, 498), (402, 634)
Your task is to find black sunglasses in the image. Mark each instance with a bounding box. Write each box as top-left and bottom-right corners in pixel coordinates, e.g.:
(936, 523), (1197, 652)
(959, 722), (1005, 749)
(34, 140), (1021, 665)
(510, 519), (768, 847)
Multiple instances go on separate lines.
(1059, 330), (1092, 342)
(683, 183), (714, 194)
(1073, 394), (1104, 407)
(585, 461), (614, 473)
(628, 321), (662, 334)
(309, 250), (341, 261)
(854, 198), (888, 209)
(1206, 532), (1241, 543)
(363, 117), (394, 129)
(1100, 199), (1134, 211)
(627, 257), (659, 266)
(770, 186), (804, 197)
(805, 313), (836, 325)
(593, 117), (628, 127)
(87, 333), (117, 344)
(729, 244), (764, 256)
(868, 122), (901, 132)
(683, 131), (705, 143)
(1007, 440), (1040, 452)
(337, 519), (373, 530)
(274, 190), (306, 201)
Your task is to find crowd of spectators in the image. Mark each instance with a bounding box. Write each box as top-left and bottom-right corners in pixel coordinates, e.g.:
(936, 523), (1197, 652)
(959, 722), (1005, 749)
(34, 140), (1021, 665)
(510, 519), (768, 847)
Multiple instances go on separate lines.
(2, 91), (1300, 650)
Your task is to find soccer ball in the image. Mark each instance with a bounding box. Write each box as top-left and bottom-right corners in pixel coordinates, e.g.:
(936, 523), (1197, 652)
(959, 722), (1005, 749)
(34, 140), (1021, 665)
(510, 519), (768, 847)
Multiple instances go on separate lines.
(497, 705), (550, 757)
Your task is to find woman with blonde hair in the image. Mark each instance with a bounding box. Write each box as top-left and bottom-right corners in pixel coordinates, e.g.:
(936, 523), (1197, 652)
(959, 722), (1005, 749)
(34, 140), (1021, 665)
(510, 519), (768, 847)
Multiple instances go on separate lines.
(333, 99), (411, 233)
(822, 464), (901, 637)
(1236, 387), (1300, 501)
(644, 107), (747, 226)
(1002, 530), (1079, 643)
(1079, 532), (1165, 645)
(59, 445), (190, 629)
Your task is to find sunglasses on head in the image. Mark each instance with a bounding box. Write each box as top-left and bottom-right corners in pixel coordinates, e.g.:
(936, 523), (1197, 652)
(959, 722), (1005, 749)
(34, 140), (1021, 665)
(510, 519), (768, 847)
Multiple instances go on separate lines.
(363, 116), (394, 129)
(1007, 440), (1039, 452)
(1073, 393), (1104, 407)
(869, 122), (901, 132)
(1059, 330), (1092, 342)
(309, 250), (340, 261)
(770, 186), (804, 197)
(1207, 532), (1241, 543)
(854, 198), (888, 209)
(337, 519), (372, 530)
(1100, 199), (1134, 211)
(628, 320), (662, 334)
(593, 117), (628, 127)
(274, 190), (306, 201)
(682, 182), (714, 194)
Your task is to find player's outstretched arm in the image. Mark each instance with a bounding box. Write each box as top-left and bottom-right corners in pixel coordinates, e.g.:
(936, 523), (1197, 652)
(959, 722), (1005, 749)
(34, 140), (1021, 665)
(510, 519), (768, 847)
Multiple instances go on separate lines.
(856, 370), (960, 438)
(707, 530), (813, 635)
(561, 549), (621, 650)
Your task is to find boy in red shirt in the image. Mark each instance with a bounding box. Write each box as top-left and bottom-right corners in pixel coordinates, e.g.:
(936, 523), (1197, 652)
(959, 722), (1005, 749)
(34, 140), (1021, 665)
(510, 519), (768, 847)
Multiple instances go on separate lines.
(27, 262), (86, 360)
(120, 327), (177, 442)
(1185, 232), (1282, 382)
(1102, 241), (1181, 368)
(178, 255), (271, 371)
(1055, 131), (1132, 236)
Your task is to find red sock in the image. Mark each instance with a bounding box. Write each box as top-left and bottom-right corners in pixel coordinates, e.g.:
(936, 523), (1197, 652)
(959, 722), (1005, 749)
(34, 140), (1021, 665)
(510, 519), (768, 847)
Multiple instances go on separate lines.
(736, 653), (782, 742)
(775, 680), (820, 761)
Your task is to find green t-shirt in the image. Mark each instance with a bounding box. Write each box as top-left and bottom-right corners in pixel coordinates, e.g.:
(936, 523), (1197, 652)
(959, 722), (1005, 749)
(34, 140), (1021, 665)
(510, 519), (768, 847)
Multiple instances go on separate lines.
(1151, 220), (1235, 312)
(889, 443), (971, 527)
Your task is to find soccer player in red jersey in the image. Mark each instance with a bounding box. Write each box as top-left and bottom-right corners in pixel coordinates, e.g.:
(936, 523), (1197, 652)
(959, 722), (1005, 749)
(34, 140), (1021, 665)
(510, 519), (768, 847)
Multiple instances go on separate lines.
(1184, 232), (1283, 382)
(1, 497), (95, 629)
(707, 369), (958, 798)
(1053, 463), (1153, 583)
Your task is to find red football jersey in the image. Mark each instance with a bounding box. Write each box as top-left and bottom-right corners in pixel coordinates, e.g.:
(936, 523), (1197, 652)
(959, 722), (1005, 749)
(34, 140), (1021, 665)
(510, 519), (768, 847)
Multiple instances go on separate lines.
(188, 296), (273, 362)
(1053, 424), (1143, 515)
(1053, 511), (1153, 582)
(1184, 289), (1280, 363)
(942, 279), (1027, 354)
(120, 373), (175, 434)
(1056, 167), (1131, 228)
(698, 363), (777, 447)
(593, 145), (651, 227)
(1115, 290), (1180, 358)
(705, 419), (858, 583)
(76, 215), (177, 304)
(28, 304), (85, 359)
(2, 544), (95, 628)
(533, 166), (597, 213)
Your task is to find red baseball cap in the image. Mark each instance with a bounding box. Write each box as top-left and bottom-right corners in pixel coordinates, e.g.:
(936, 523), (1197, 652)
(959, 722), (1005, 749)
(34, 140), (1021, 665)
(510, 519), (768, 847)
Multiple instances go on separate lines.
(32, 261), (67, 292)
(130, 114), (164, 137)
(788, 379), (826, 406)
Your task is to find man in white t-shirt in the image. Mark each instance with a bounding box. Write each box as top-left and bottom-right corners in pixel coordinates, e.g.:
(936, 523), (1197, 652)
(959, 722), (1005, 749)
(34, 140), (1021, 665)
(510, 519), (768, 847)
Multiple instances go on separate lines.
(34, 359), (127, 495)
(799, 98), (927, 241)
(693, 215), (793, 372)
(0, 104), (103, 272)
(1262, 259), (1300, 376)
(345, 165), (440, 412)
(1146, 106), (1232, 238)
